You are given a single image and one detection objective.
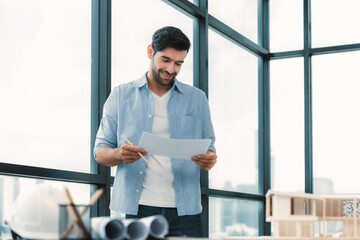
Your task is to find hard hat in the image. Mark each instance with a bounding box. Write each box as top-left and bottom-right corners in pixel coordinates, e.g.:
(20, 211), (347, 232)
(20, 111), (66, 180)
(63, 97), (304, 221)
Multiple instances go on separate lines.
(9, 183), (67, 239)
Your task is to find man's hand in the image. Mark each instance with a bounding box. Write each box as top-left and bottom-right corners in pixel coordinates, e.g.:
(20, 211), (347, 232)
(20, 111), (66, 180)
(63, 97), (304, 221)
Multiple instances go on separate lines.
(191, 150), (217, 170)
(119, 143), (148, 164)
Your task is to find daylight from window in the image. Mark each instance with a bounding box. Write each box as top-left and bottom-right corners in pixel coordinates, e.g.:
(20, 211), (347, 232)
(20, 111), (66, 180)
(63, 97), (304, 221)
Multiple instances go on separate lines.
(1, 0), (360, 238)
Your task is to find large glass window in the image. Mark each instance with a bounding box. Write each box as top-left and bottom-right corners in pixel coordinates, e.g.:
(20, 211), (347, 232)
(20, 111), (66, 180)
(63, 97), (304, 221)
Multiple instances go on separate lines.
(270, 0), (303, 52)
(209, 29), (258, 194)
(313, 52), (360, 194)
(209, 197), (260, 238)
(312, 0), (360, 47)
(270, 57), (304, 192)
(208, 0), (258, 44)
(0, 0), (91, 172)
(7, 0), (360, 237)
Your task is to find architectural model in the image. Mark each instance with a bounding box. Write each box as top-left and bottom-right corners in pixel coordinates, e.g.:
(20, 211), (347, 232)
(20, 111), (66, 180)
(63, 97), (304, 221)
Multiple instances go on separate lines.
(169, 190), (360, 240)
(266, 190), (360, 239)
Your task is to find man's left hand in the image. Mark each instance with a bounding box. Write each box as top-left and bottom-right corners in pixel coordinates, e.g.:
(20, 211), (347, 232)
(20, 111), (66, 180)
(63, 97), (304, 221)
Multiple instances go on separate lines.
(191, 150), (217, 171)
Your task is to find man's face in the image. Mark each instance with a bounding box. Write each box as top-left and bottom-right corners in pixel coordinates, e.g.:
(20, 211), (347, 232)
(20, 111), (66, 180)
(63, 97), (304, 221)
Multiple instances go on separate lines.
(150, 47), (187, 87)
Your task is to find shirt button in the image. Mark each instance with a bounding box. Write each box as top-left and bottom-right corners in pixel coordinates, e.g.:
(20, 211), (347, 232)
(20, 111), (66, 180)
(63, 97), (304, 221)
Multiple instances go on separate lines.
(136, 189), (139, 193)
(140, 171), (143, 175)
(148, 114), (152, 118)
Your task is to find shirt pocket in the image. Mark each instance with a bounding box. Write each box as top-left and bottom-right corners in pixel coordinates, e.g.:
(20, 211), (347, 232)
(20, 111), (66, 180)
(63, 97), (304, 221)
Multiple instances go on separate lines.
(180, 115), (201, 138)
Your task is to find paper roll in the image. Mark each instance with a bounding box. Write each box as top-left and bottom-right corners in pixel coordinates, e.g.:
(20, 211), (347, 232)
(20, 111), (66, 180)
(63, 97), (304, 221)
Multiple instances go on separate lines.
(91, 215), (169, 240)
(91, 217), (125, 240)
(123, 219), (149, 240)
(139, 215), (169, 238)
(123, 218), (149, 240)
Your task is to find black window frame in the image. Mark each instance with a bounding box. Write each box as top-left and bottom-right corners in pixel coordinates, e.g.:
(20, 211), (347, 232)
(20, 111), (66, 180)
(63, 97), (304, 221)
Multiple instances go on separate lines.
(2, 0), (360, 237)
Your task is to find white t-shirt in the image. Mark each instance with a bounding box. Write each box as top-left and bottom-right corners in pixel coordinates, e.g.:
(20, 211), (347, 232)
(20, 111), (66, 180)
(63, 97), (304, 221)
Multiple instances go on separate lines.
(139, 90), (176, 207)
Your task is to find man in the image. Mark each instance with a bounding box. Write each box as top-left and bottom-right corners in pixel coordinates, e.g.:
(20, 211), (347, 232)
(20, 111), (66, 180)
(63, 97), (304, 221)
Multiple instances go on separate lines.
(94, 26), (217, 237)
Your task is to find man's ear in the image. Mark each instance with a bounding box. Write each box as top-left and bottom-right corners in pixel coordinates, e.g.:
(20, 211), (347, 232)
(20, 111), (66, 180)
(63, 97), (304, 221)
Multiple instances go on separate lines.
(147, 44), (154, 59)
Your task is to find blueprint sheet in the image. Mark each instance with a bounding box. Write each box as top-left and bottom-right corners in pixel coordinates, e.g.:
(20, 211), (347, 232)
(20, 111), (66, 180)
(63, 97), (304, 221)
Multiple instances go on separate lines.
(138, 132), (211, 160)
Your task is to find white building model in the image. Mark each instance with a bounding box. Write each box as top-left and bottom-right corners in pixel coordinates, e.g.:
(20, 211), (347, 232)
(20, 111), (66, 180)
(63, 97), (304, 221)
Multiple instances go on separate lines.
(266, 190), (360, 239)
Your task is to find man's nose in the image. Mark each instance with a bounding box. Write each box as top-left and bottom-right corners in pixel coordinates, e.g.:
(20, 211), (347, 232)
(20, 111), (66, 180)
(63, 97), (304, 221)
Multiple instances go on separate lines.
(166, 63), (176, 74)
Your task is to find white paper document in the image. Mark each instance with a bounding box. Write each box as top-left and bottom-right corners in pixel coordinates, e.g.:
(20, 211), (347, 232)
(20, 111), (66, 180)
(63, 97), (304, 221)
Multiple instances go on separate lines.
(138, 132), (211, 160)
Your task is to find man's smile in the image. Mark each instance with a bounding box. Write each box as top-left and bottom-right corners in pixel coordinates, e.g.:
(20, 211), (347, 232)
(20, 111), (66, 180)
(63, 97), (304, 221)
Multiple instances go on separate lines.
(159, 70), (175, 80)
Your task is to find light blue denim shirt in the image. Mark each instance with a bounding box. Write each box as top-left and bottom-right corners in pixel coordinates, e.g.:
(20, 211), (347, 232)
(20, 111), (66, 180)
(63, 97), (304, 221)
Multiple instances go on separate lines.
(94, 73), (216, 216)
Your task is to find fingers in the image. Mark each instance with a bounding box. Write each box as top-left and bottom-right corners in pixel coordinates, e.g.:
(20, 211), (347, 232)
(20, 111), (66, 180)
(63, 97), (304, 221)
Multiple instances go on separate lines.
(191, 151), (217, 171)
(120, 143), (147, 164)
(192, 158), (216, 170)
(122, 143), (146, 153)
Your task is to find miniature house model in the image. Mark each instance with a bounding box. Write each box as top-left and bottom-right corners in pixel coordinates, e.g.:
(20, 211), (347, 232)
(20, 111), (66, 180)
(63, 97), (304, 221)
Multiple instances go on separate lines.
(266, 190), (360, 239)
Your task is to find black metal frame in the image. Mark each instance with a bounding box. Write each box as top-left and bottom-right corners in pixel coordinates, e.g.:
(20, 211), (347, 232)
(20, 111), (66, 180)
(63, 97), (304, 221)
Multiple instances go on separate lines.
(2, 0), (360, 237)
(258, 0), (271, 235)
(304, 0), (313, 194)
(90, 0), (112, 217)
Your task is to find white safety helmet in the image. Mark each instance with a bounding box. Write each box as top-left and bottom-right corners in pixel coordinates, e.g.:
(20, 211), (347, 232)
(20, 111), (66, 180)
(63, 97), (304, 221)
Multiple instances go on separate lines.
(9, 183), (67, 239)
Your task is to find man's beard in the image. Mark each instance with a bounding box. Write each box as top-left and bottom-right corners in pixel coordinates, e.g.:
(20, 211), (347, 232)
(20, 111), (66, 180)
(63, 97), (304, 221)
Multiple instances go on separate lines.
(151, 62), (175, 87)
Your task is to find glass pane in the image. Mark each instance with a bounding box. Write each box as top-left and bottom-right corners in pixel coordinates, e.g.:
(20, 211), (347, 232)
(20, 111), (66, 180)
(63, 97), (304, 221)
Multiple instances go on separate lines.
(209, 29), (258, 194)
(209, 197), (260, 238)
(112, 0), (193, 88)
(270, 0), (303, 52)
(313, 52), (360, 194)
(270, 57), (304, 192)
(312, 0), (360, 47)
(209, 0), (258, 44)
(0, 175), (91, 239)
(0, 0), (91, 172)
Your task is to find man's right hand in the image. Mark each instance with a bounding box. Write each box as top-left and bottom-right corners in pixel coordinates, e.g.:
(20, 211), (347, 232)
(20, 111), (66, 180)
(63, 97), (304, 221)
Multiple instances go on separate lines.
(119, 143), (148, 164)
(95, 145), (148, 167)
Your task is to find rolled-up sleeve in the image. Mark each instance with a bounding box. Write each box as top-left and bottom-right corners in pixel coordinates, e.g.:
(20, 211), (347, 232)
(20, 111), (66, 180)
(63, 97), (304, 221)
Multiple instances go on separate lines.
(94, 87), (119, 158)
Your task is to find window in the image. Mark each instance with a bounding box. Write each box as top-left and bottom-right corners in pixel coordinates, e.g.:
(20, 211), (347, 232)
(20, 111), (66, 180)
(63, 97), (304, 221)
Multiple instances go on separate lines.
(270, 0), (303, 52)
(209, 0), (258, 44)
(0, 0), (91, 172)
(209, 197), (260, 237)
(209, 29), (259, 194)
(270, 58), (304, 192)
(312, 0), (360, 47)
(313, 51), (360, 194)
(2, 0), (359, 238)
(269, 0), (360, 225)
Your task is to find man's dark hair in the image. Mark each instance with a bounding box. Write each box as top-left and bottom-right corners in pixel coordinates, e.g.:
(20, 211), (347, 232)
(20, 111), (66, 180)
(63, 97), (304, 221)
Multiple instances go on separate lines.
(151, 26), (191, 55)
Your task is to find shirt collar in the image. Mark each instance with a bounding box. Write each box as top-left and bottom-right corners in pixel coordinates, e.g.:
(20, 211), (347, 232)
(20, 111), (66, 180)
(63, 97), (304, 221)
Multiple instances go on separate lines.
(134, 72), (184, 94)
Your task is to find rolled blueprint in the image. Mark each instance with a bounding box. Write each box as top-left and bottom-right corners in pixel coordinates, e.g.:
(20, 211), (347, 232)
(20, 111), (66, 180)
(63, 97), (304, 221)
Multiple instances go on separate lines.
(123, 219), (149, 240)
(91, 217), (125, 240)
(139, 215), (169, 238)
(91, 215), (169, 240)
